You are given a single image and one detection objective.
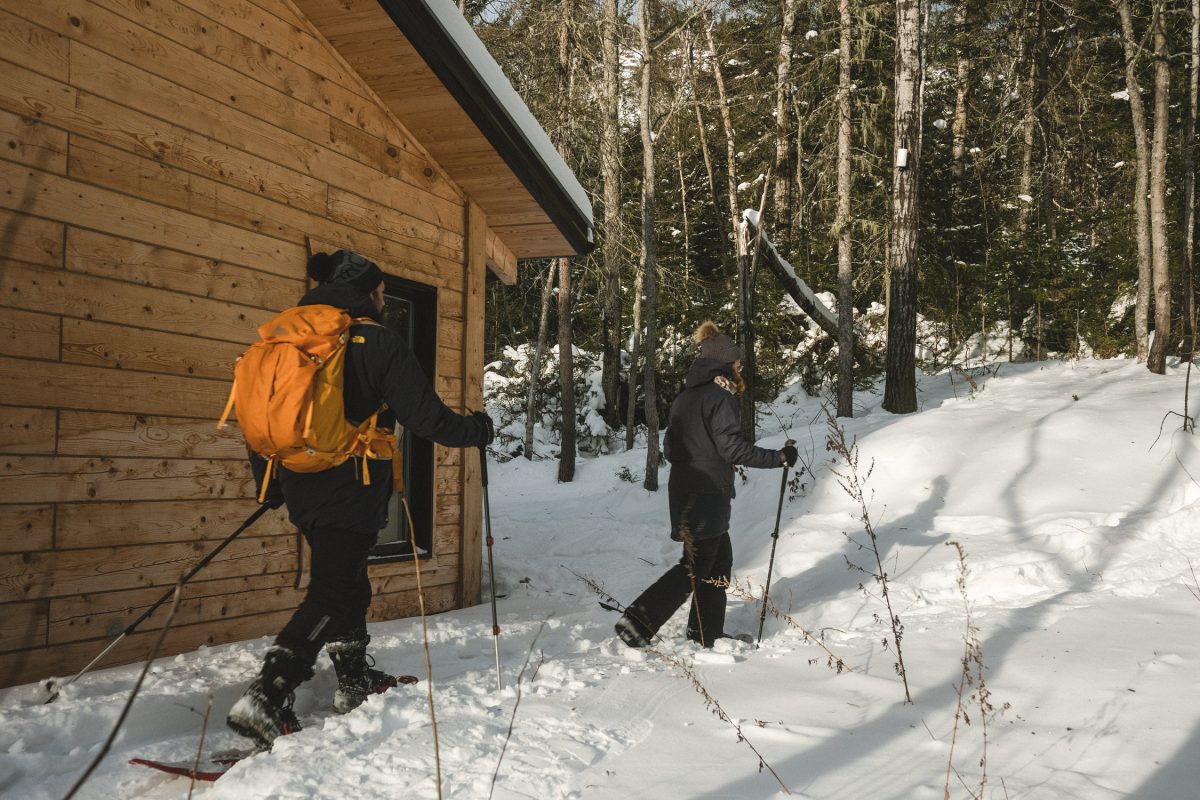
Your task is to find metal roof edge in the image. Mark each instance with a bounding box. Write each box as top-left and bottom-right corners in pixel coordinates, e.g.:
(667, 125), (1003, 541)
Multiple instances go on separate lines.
(376, 0), (595, 256)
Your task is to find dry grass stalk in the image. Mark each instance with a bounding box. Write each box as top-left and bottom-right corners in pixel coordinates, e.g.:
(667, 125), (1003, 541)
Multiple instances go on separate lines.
(566, 569), (788, 791)
(826, 414), (912, 702)
(646, 645), (792, 795)
(188, 690), (215, 800)
(489, 622), (548, 800)
(563, 565), (634, 613)
(63, 582), (184, 800)
(402, 496), (443, 800)
(944, 541), (1008, 800)
(712, 576), (850, 673)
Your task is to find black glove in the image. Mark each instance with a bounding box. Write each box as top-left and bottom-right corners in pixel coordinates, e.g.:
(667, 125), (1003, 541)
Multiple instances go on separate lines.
(472, 410), (495, 447)
(262, 485), (286, 510)
(780, 445), (798, 469)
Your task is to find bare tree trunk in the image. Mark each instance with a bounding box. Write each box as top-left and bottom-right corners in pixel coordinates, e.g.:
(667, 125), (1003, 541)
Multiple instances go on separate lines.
(600, 0), (623, 428)
(735, 220), (758, 435)
(524, 264), (557, 460)
(773, 0), (800, 250)
(1017, 0), (1041, 237)
(1118, 0), (1154, 363)
(625, 269), (643, 452)
(687, 35), (721, 223)
(882, 0), (924, 415)
(793, 93), (809, 262)
(1186, 0), (1200, 363)
(1147, 0), (1171, 374)
(678, 148), (691, 281)
(950, 0), (975, 350)
(836, 0), (855, 418)
(705, 19), (741, 246)
(557, 258), (576, 480)
(950, 0), (972, 179)
(704, 16), (754, 436)
(639, 0), (660, 491)
(556, 2), (577, 481)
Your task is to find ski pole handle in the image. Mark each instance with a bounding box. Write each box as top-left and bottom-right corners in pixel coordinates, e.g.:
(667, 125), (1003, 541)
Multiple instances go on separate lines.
(478, 444), (489, 488)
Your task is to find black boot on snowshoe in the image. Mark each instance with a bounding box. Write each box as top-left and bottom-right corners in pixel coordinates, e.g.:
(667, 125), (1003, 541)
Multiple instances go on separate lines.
(227, 644), (313, 749)
(326, 635), (398, 714)
(687, 628), (752, 647)
(614, 611), (653, 648)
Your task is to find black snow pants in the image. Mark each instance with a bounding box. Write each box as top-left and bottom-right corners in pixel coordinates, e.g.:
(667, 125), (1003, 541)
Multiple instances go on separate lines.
(624, 532), (733, 647)
(276, 525), (378, 665)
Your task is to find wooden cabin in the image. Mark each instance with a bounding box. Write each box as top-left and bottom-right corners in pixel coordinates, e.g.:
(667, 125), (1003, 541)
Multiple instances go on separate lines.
(0, 0), (592, 688)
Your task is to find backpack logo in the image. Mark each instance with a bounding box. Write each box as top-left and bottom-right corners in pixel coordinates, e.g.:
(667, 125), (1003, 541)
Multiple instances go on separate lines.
(218, 305), (395, 499)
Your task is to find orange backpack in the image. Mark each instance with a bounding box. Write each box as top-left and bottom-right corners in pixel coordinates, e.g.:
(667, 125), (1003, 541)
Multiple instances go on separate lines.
(218, 305), (397, 501)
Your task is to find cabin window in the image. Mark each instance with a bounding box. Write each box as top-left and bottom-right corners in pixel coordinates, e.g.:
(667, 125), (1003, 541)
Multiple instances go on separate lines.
(371, 276), (438, 563)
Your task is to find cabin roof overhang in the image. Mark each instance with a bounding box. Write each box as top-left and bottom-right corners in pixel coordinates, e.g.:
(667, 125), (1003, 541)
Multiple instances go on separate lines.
(294, 0), (594, 263)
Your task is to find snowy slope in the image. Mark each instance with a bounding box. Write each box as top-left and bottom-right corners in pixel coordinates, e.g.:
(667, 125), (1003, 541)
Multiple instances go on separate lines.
(3, 359), (1200, 799)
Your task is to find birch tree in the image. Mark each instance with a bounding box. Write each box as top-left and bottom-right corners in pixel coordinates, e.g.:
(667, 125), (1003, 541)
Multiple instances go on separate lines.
(1146, 0), (1171, 374)
(1117, 0), (1153, 363)
(882, 0), (924, 414)
(836, 0), (855, 418)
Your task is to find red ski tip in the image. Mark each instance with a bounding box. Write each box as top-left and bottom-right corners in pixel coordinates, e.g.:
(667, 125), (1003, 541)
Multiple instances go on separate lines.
(130, 756), (244, 782)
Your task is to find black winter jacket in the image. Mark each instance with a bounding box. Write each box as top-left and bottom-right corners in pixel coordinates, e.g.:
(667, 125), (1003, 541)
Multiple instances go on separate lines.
(664, 357), (782, 499)
(251, 283), (486, 533)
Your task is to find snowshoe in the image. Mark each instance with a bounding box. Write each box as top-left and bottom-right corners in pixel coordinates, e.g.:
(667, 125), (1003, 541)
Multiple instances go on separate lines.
(130, 751), (252, 782)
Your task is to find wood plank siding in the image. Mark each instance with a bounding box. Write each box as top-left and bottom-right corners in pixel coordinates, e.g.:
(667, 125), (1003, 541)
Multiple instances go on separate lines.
(293, 0), (582, 263)
(0, 0), (494, 688)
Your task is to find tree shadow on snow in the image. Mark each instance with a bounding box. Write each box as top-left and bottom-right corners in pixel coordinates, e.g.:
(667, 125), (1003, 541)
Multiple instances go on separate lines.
(741, 474), (950, 641)
(705, 416), (1194, 799)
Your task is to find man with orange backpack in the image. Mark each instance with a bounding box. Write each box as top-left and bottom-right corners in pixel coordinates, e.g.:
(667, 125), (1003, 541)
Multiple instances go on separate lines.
(224, 250), (493, 748)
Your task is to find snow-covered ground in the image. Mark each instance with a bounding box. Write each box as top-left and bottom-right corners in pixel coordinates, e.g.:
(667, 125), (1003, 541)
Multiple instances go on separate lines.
(4, 358), (1200, 799)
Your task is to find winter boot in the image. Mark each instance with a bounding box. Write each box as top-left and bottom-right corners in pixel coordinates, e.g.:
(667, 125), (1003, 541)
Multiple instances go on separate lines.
(687, 628), (752, 647)
(614, 611), (653, 648)
(326, 635), (398, 714)
(227, 644), (313, 749)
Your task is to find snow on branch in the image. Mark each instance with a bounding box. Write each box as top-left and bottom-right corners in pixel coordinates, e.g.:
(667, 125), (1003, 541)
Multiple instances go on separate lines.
(742, 210), (877, 368)
(742, 209), (839, 331)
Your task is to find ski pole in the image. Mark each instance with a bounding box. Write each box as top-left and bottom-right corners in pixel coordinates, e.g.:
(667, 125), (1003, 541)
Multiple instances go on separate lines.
(479, 444), (502, 691)
(45, 502), (273, 702)
(757, 439), (795, 647)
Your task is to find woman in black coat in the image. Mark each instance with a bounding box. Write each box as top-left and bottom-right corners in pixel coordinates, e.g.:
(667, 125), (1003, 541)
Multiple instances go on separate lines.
(615, 321), (797, 648)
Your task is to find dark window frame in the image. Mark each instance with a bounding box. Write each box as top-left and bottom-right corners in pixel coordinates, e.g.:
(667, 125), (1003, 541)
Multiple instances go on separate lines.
(369, 274), (438, 565)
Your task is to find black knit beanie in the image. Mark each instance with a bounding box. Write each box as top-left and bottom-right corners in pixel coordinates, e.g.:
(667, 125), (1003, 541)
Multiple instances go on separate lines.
(307, 250), (384, 295)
